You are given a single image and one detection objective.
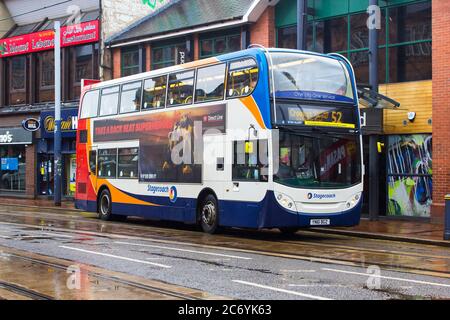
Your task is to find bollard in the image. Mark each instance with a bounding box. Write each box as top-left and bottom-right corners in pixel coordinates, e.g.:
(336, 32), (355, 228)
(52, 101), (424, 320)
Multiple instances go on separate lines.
(445, 195), (450, 240)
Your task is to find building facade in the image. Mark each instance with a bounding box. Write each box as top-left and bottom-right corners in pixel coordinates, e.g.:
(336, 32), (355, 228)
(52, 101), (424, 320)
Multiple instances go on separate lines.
(106, 0), (446, 223)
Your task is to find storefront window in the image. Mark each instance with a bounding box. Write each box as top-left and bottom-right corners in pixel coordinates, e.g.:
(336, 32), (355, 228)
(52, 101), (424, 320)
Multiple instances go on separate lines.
(387, 134), (432, 217)
(7, 56), (27, 105)
(121, 46), (140, 76)
(278, 1), (431, 84)
(37, 51), (55, 102)
(70, 43), (98, 100)
(0, 145), (26, 193)
(199, 34), (241, 58)
(152, 41), (189, 70)
(315, 17), (348, 53)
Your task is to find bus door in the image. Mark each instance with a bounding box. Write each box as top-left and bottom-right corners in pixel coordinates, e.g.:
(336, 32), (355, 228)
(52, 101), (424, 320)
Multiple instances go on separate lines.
(88, 146), (98, 192)
(203, 134), (229, 184)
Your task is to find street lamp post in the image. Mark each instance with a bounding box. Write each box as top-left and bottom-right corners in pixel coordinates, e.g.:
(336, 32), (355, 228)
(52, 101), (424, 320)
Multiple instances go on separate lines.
(54, 21), (62, 206)
(368, 0), (379, 221)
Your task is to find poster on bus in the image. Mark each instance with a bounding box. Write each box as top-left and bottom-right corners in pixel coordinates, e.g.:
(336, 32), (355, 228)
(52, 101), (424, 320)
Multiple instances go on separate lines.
(93, 104), (226, 183)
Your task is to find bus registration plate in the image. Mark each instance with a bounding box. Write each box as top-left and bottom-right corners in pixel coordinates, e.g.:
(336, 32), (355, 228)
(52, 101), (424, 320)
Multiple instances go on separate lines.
(310, 219), (330, 226)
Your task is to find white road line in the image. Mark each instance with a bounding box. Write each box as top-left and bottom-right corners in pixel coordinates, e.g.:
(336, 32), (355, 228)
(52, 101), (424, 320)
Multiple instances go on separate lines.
(40, 232), (74, 238)
(322, 268), (450, 288)
(114, 241), (252, 260)
(280, 269), (316, 273)
(232, 280), (333, 300)
(59, 245), (172, 268)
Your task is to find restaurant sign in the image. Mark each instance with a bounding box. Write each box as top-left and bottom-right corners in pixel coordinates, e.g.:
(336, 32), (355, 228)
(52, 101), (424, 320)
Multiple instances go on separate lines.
(0, 20), (99, 58)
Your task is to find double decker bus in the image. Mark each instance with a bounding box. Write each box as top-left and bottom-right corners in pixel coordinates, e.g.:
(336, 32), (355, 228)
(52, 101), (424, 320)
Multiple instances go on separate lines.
(75, 47), (363, 234)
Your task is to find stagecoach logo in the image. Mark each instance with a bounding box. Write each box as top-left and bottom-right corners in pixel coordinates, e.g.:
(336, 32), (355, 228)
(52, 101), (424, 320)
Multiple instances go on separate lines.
(307, 192), (336, 200)
(147, 185), (178, 203)
(169, 186), (178, 203)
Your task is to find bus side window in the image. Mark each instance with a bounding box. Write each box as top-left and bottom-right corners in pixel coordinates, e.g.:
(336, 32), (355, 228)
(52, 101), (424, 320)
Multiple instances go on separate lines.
(120, 81), (142, 114)
(89, 150), (97, 175)
(80, 90), (99, 119)
(232, 140), (268, 182)
(195, 63), (226, 103)
(227, 59), (259, 99)
(98, 149), (117, 178)
(99, 86), (120, 116)
(142, 75), (167, 109)
(167, 70), (195, 107)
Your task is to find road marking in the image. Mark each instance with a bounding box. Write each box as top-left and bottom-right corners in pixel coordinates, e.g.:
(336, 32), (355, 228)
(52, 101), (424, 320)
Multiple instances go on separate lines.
(232, 280), (333, 300)
(114, 241), (252, 260)
(280, 269), (316, 273)
(39, 232), (74, 238)
(322, 268), (450, 288)
(59, 245), (171, 268)
(288, 284), (349, 288)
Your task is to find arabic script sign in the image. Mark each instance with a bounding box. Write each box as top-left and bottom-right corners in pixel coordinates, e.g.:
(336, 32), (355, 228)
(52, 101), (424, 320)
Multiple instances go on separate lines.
(0, 20), (99, 58)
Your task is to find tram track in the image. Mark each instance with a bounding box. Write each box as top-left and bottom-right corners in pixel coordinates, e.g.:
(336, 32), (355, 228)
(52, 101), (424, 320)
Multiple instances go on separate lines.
(0, 208), (449, 278)
(0, 249), (209, 300)
(0, 281), (53, 300)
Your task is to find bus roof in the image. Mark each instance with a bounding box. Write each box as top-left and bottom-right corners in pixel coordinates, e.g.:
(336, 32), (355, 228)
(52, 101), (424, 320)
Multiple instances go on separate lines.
(83, 47), (349, 92)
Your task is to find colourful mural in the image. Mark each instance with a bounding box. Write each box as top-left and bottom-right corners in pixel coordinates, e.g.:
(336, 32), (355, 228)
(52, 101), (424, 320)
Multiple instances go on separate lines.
(387, 134), (432, 217)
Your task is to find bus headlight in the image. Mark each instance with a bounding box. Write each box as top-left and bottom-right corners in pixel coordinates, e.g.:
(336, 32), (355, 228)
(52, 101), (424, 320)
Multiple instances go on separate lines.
(275, 192), (297, 211)
(345, 192), (362, 210)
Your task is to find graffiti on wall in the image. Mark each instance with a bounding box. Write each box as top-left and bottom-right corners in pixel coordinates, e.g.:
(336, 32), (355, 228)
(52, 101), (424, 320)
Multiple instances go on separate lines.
(387, 134), (432, 217)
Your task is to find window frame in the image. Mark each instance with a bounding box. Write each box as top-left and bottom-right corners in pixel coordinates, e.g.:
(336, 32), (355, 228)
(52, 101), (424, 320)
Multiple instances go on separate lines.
(97, 148), (118, 179)
(80, 89), (100, 119)
(199, 33), (242, 59)
(225, 57), (259, 100)
(167, 69), (196, 108)
(121, 46), (141, 77)
(194, 62), (227, 104)
(141, 74), (169, 111)
(117, 147), (139, 180)
(119, 80), (143, 115)
(98, 85), (120, 117)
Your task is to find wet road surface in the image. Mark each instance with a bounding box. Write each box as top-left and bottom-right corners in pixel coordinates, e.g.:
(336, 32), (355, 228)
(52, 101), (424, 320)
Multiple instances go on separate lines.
(0, 205), (449, 300)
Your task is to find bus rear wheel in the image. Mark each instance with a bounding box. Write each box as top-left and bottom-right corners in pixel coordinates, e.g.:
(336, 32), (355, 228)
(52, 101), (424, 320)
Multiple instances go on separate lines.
(199, 194), (219, 234)
(98, 189), (113, 221)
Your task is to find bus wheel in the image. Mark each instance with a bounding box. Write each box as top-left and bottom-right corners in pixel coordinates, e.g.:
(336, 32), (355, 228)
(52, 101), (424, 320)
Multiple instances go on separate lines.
(279, 227), (300, 236)
(199, 194), (219, 234)
(98, 189), (113, 221)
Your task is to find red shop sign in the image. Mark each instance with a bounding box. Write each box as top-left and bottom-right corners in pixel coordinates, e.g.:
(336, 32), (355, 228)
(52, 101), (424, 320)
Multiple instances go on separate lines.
(0, 20), (99, 58)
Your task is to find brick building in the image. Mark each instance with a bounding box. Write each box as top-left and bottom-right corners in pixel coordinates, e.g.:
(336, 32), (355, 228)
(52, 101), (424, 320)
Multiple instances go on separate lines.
(105, 0), (445, 223)
(0, 0), (173, 201)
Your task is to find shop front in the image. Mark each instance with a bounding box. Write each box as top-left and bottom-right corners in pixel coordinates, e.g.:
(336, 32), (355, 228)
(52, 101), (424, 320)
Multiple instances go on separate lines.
(37, 107), (78, 198)
(0, 127), (32, 195)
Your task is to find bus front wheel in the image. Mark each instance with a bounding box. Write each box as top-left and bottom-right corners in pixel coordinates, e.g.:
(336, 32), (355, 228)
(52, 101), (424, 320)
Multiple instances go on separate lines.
(199, 194), (219, 234)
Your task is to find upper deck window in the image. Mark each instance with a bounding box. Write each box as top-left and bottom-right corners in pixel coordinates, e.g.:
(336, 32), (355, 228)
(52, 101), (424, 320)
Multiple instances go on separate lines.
(226, 58), (259, 99)
(80, 90), (100, 119)
(270, 52), (354, 103)
(142, 75), (167, 109)
(120, 81), (142, 114)
(167, 70), (195, 107)
(195, 64), (226, 103)
(99, 86), (120, 116)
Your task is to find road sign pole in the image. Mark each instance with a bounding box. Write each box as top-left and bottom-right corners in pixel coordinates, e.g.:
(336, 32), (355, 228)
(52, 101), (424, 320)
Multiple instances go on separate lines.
(54, 21), (62, 207)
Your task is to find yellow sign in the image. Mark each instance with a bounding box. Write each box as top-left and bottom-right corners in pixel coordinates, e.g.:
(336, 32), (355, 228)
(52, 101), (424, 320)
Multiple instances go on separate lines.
(304, 121), (356, 129)
(245, 141), (254, 154)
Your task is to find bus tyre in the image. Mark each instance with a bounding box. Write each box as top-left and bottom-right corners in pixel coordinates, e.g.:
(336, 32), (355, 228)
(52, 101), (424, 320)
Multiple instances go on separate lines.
(98, 189), (113, 221)
(279, 227), (300, 236)
(199, 194), (219, 234)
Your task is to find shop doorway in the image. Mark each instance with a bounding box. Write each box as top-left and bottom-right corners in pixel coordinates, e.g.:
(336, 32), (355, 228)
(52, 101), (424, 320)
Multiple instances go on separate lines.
(38, 155), (54, 196)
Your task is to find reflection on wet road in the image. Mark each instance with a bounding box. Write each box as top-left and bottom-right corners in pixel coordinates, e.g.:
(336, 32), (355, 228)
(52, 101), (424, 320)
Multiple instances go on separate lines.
(0, 205), (449, 300)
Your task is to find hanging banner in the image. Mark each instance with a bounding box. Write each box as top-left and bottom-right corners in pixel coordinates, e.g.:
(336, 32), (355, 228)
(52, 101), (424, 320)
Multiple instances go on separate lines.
(0, 20), (99, 58)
